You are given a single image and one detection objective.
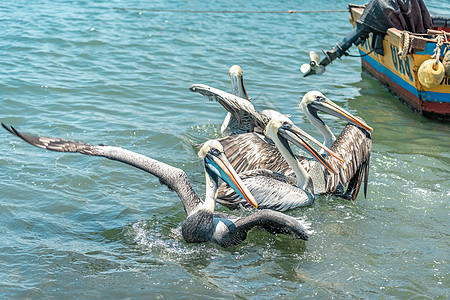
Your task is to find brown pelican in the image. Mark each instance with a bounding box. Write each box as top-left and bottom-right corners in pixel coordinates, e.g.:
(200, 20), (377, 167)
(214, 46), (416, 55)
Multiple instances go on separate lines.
(2, 123), (313, 247)
(189, 84), (372, 199)
(216, 117), (337, 211)
(299, 91), (373, 199)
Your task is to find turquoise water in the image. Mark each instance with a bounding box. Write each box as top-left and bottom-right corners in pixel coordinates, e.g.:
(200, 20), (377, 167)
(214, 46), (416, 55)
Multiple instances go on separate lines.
(1, 0), (449, 298)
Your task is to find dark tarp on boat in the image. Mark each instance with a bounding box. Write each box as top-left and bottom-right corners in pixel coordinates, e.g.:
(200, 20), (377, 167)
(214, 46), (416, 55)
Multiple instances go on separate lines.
(356, 0), (432, 55)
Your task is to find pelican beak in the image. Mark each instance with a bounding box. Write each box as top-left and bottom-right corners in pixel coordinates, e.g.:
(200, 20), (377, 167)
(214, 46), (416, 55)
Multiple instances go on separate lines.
(241, 78), (249, 101)
(311, 97), (373, 132)
(279, 124), (338, 174)
(291, 124), (343, 163)
(205, 150), (258, 208)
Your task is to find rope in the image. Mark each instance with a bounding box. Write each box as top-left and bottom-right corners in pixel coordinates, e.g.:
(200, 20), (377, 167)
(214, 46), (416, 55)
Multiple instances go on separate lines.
(113, 7), (348, 14)
(433, 35), (444, 67)
(398, 32), (410, 60)
(402, 30), (450, 44)
(346, 49), (374, 57)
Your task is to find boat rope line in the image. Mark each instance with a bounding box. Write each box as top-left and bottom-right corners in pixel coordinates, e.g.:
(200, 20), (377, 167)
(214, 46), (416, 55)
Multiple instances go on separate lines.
(398, 30), (450, 44)
(112, 8), (348, 14)
(433, 35), (445, 66)
(398, 32), (410, 60)
(346, 49), (375, 57)
(335, 42), (376, 58)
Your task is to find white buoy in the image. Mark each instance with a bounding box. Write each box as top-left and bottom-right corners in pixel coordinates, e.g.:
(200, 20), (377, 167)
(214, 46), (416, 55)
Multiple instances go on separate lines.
(418, 59), (445, 89)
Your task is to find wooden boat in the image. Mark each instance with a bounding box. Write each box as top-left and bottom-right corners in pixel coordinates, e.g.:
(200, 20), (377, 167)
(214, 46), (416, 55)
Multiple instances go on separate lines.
(302, 1), (450, 120)
(348, 4), (450, 119)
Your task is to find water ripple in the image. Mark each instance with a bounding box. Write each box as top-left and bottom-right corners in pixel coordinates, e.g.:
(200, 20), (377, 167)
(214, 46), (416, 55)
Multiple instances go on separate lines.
(1, 0), (448, 298)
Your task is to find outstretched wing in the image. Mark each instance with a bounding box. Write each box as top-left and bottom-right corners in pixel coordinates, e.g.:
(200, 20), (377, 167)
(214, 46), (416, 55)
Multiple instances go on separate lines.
(189, 84), (266, 130)
(2, 123), (201, 214)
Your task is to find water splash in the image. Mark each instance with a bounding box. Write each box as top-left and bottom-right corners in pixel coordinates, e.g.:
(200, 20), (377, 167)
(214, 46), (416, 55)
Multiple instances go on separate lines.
(125, 220), (220, 259)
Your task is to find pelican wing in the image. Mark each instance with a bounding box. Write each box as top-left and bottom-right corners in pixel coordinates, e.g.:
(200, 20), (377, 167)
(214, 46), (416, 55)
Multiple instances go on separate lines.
(219, 133), (290, 175)
(216, 169), (314, 211)
(190, 84), (266, 130)
(2, 124), (202, 214)
(218, 129), (374, 199)
(325, 123), (372, 199)
(211, 209), (312, 247)
(233, 210), (312, 240)
(218, 132), (317, 177)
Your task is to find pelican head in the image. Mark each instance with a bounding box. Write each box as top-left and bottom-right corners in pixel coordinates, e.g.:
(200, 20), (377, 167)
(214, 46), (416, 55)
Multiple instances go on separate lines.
(300, 91), (373, 133)
(198, 140), (258, 209)
(264, 118), (337, 174)
(229, 65), (249, 100)
(260, 109), (343, 163)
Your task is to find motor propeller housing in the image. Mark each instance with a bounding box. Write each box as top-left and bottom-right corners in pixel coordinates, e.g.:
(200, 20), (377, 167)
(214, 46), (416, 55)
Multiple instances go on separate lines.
(300, 50), (326, 76)
(300, 28), (368, 77)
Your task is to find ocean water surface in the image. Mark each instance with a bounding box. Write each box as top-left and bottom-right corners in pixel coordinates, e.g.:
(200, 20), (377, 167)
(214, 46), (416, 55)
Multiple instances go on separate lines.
(1, 0), (449, 298)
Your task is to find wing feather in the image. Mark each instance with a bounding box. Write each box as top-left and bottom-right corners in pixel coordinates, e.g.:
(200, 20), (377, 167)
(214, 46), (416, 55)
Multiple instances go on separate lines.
(2, 123), (201, 214)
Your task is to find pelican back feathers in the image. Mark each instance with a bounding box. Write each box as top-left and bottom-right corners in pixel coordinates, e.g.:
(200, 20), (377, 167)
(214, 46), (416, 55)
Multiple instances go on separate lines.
(217, 133), (298, 176)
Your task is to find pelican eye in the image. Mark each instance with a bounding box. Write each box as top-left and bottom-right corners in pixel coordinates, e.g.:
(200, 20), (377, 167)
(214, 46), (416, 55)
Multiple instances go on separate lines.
(209, 148), (222, 156)
(316, 95), (326, 102)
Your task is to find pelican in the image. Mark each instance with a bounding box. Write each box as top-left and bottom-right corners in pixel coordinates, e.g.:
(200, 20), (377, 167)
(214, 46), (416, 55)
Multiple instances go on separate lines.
(216, 117), (337, 211)
(299, 91), (373, 199)
(189, 84), (372, 199)
(2, 123), (313, 247)
(190, 83), (341, 166)
(220, 65), (298, 139)
(222, 65), (302, 139)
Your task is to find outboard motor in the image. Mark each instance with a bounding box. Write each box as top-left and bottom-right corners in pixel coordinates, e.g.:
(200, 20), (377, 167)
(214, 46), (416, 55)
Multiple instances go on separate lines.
(301, 0), (432, 77)
(301, 28), (366, 77)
